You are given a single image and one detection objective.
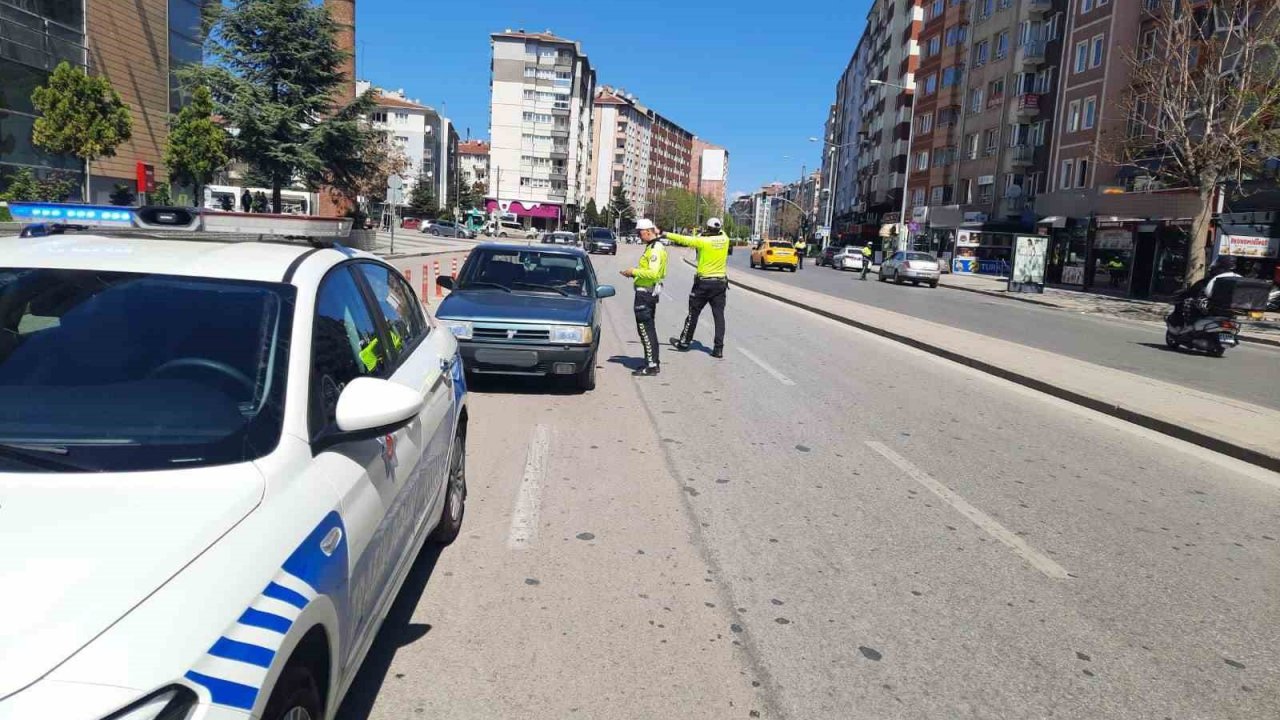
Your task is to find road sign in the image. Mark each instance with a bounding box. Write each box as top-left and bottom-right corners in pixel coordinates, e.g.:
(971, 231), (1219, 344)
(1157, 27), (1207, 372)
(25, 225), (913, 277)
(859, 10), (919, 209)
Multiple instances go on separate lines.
(387, 175), (405, 206)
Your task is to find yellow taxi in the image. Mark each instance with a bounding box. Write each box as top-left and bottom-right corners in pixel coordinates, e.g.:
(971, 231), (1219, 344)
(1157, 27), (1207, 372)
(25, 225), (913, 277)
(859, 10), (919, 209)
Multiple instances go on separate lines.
(750, 240), (799, 272)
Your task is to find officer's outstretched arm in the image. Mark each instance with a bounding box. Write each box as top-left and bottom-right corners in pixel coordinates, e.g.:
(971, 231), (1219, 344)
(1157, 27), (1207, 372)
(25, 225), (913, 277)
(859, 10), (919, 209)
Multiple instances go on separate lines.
(663, 232), (707, 249)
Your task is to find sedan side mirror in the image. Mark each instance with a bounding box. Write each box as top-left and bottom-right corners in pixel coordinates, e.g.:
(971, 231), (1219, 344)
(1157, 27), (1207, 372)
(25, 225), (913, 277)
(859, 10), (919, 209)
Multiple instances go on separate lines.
(315, 377), (424, 451)
(436, 275), (455, 290)
(596, 285), (616, 299)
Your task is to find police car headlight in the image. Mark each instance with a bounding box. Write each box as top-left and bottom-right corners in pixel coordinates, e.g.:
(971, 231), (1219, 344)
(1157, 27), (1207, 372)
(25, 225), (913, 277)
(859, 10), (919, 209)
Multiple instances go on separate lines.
(102, 686), (197, 720)
(441, 320), (473, 340)
(550, 325), (592, 344)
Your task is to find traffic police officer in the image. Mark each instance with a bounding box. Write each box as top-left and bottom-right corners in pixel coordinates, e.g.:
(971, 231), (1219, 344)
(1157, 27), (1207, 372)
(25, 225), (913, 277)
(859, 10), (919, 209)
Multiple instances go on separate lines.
(666, 217), (731, 359)
(620, 218), (668, 376)
(860, 244), (873, 280)
(795, 237), (808, 269)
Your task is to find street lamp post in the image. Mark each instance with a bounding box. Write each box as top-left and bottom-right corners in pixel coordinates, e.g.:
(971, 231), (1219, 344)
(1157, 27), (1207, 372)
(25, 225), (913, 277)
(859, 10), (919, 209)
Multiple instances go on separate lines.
(810, 136), (860, 250)
(870, 78), (916, 254)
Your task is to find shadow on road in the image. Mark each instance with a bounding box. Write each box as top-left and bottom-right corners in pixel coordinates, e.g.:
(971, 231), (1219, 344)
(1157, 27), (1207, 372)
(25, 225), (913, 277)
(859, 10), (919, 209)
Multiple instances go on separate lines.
(335, 544), (445, 720)
(1135, 342), (1181, 353)
(607, 354), (645, 371)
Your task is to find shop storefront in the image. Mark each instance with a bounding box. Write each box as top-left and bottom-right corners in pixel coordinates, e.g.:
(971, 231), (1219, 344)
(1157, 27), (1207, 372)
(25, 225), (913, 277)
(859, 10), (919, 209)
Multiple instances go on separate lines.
(1217, 213), (1280, 284)
(951, 228), (1015, 275)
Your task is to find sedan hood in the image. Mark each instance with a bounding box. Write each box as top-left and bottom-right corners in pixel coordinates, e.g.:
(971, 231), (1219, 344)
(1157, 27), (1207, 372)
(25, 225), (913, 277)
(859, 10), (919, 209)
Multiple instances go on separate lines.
(438, 290), (594, 325)
(0, 464), (264, 699)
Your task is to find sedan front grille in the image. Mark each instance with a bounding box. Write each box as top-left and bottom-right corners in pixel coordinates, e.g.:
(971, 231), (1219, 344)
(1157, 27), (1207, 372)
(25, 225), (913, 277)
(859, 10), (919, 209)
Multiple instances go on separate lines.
(472, 326), (552, 342)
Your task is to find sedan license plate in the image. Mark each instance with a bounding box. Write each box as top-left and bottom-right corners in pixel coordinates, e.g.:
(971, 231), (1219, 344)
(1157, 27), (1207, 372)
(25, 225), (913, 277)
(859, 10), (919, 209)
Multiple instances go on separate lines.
(474, 349), (539, 367)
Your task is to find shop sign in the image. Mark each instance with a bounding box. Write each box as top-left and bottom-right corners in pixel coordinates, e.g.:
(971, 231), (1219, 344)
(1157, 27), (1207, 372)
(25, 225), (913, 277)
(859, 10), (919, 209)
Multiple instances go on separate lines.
(1219, 233), (1279, 258)
(962, 211), (988, 225)
(1062, 265), (1085, 285)
(1008, 235), (1049, 294)
(956, 229), (979, 246)
(1095, 228), (1134, 250)
(953, 256), (976, 273)
(911, 206), (929, 222)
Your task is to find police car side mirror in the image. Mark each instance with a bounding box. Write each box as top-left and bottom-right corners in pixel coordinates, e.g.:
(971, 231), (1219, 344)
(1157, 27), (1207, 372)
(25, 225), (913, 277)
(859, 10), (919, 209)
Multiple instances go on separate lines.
(596, 285), (616, 299)
(321, 378), (424, 449)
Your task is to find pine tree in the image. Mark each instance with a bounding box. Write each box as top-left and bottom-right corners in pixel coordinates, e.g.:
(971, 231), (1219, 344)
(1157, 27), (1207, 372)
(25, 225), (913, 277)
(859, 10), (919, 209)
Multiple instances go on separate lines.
(609, 185), (635, 231)
(30, 61), (133, 200)
(190, 0), (376, 213)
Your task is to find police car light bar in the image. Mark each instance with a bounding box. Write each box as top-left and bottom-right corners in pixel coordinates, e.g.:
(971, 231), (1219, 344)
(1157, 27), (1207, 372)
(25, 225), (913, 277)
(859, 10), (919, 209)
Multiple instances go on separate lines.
(9, 202), (353, 240)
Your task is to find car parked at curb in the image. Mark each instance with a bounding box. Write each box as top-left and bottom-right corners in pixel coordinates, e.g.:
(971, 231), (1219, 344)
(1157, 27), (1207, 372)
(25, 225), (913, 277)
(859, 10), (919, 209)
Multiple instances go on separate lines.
(436, 243), (615, 391)
(879, 251), (941, 287)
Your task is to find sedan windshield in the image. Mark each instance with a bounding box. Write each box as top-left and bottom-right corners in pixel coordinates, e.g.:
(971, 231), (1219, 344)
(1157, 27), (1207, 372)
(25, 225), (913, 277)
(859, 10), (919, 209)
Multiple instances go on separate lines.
(459, 250), (593, 297)
(0, 269), (294, 472)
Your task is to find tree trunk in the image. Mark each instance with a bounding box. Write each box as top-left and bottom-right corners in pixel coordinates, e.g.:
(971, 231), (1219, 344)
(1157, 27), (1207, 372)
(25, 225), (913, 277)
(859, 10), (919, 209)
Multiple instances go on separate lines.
(1184, 183), (1217, 287)
(272, 182), (282, 215)
(84, 158), (92, 203)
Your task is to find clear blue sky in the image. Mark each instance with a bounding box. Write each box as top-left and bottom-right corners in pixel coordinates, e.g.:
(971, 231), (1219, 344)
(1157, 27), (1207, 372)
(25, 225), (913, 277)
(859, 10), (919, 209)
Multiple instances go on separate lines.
(354, 1), (866, 199)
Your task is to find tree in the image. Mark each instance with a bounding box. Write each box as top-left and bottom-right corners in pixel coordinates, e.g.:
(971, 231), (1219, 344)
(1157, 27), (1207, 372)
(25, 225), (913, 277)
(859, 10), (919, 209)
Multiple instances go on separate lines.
(0, 169), (41, 202)
(583, 197), (602, 227)
(408, 176), (438, 216)
(165, 86), (229, 206)
(191, 0), (376, 213)
(1107, 0), (1280, 284)
(609, 185), (635, 231)
(30, 61), (133, 200)
(457, 180), (480, 214)
(149, 183), (173, 206)
(109, 183), (135, 206)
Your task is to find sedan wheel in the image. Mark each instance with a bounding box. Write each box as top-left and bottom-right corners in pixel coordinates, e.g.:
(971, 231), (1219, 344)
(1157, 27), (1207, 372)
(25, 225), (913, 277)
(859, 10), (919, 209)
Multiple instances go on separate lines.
(430, 433), (467, 545)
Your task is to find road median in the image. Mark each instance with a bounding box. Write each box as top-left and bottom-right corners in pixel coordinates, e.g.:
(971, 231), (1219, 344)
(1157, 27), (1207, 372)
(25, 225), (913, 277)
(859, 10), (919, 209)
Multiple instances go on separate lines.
(708, 259), (1280, 473)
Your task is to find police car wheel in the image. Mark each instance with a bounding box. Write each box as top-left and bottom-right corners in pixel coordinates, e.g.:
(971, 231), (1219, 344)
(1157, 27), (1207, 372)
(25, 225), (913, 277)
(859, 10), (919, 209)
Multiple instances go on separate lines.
(262, 665), (323, 720)
(430, 433), (467, 545)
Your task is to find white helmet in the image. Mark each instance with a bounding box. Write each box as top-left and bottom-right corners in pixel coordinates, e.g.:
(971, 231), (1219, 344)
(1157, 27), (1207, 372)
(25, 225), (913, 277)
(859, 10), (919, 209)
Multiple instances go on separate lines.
(635, 218), (656, 231)
(706, 217), (723, 231)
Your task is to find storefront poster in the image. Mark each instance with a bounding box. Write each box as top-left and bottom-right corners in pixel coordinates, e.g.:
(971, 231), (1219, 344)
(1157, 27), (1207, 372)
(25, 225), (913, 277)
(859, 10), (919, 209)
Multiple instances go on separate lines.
(1008, 235), (1049, 294)
(1095, 228), (1134, 250)
(956, 230), (978, 247)
(1219, 233), (1279, 259)
(1062, 265), (1085, 285)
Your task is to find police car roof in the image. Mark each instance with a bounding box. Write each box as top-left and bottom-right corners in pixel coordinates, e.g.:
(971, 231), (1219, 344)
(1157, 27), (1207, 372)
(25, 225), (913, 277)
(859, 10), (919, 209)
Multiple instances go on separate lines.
(475, 241), (589, 257)
(0, 232), (352, 284)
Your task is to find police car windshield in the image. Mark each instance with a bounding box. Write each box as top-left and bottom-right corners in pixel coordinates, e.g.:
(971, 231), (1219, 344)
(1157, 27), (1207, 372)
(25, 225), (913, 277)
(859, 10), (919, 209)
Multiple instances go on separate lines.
(0, 268), (294, 472)
(460, 250), (592, 297)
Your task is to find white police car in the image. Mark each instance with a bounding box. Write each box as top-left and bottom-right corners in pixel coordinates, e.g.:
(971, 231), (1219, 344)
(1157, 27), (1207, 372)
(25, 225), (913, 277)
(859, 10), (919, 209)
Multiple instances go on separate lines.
(0, 203), (468, 720)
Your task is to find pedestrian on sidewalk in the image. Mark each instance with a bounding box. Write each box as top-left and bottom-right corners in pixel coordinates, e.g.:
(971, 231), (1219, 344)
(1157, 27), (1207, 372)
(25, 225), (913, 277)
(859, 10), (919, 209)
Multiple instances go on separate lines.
(666, 217), (731, 359)
(860, 245), (873, 280)
(620, 219), (667, 376)
(795, 238), (808, 269)
(239, 188), (251, 213)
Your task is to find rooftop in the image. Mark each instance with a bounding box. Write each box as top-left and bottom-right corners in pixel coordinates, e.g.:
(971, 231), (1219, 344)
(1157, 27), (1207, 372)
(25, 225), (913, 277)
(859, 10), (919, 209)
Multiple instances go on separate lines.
(458, 140), (490, 155)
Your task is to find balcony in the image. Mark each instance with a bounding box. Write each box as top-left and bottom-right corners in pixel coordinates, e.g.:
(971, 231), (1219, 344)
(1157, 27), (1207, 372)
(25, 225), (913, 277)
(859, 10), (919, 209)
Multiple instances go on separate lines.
(1010, 144), (1034, 166)
(1017, 42), (1045, 68)
(1027, 0), (1052, 15)
(1015, 93), (1041, 119)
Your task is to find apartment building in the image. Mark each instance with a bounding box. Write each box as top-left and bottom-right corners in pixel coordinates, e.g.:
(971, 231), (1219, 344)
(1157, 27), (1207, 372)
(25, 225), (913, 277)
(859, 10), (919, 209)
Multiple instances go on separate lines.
(458, 140), (490, 192)
(1, 0), (208, 202)
(1034, 0), (1205, 296)
(647, 112), (694, 218)
(689, 138), (729, 211)
(589, 87), (652, 216)
(488, 29), (596, 230)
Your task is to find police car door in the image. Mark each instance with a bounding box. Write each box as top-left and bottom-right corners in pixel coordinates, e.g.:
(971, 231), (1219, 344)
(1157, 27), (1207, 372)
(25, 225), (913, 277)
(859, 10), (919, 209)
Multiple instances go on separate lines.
(346, 263), (453, 658)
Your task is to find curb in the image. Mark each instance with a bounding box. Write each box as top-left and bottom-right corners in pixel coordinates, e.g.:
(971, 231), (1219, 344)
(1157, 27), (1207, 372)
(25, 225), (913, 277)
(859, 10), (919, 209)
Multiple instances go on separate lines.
(704, 260), (1280, 473)
(939, 280), (1280, 349)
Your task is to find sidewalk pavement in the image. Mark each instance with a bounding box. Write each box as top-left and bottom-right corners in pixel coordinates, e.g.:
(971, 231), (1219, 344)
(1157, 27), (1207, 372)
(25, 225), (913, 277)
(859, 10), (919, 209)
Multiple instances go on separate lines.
(719, 260), (1280, 473)
(934, 270), (1280, 346)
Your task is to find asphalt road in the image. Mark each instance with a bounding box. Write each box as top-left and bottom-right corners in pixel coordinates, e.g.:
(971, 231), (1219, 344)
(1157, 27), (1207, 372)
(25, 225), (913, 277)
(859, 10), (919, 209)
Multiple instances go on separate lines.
(341, 246), (1280, 719)
(728, 251), (1280, 410)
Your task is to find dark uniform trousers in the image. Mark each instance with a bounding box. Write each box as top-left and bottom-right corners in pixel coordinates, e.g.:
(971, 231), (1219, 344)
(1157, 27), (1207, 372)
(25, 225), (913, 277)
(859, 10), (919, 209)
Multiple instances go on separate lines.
(634, 288), (660, 367)
(679, 277), (728, 351)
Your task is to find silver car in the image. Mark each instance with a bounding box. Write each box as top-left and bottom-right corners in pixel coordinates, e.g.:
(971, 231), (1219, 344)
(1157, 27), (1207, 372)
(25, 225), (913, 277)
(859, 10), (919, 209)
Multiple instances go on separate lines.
(830, 246), (867, 271)
(879, 251), (941, 287)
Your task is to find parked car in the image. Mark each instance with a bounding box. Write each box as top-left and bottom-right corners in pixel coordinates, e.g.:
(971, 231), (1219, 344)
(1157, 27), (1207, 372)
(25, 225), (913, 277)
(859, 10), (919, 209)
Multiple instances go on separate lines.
(879, 251), (941, 287)
(426, 220), (466, 238)
(542, 231), (579, 246)
(584, 227), (618, 255)
(829, 246), (867, 271)
(750, 240), (799, 271)
(401, 217), (424, 230)
(494, 221), (537, 239)
(435, 243), (615, 390)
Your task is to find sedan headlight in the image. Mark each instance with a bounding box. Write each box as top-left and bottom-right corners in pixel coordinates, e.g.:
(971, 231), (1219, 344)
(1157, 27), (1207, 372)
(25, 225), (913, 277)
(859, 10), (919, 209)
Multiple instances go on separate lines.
(550, 325), (593, 344)
(103, 687), (197, 720)
(440, 320), (473, 339)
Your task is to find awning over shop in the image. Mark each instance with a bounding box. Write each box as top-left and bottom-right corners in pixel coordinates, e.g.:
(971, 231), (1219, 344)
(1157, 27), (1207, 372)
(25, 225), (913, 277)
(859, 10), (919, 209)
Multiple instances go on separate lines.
(1037, 216), (1067, 228)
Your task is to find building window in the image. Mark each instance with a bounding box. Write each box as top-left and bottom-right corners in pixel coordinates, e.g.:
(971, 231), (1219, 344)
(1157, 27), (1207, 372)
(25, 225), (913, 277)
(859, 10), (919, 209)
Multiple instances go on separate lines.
(1074, 40), (1089, 73)
(927, 36), (942, 57)
(969, 87), (984, 113)
(1082, 0), (1094, 12)
(1076, 158), (1090, 188)
(912, 188), (926, 206)
(984, 129), (999, 155)
(942, 65), (963, 88)
(977, 177), (994, 204)
(916, 150), (930, 170)
(371, 111), (387, 124)
(1068, 100), (1081, 132)
(923, 73), (938, 95)
(1090, 34), (1105, 68)
(946, 25), (967, 46)
(988, 78), (1005, 104)
(395, 112), (409, 123)
(995, 31), (1010, 59)
(1060, 159), (1074, 189)
(974, 40), (990, 66)
(966, 132), (980, 159)
(930, 186), (945, 205)
(1083, 96), (1097, 129)
(918, 113), (934, 134)
(960, 178), (972, 203)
